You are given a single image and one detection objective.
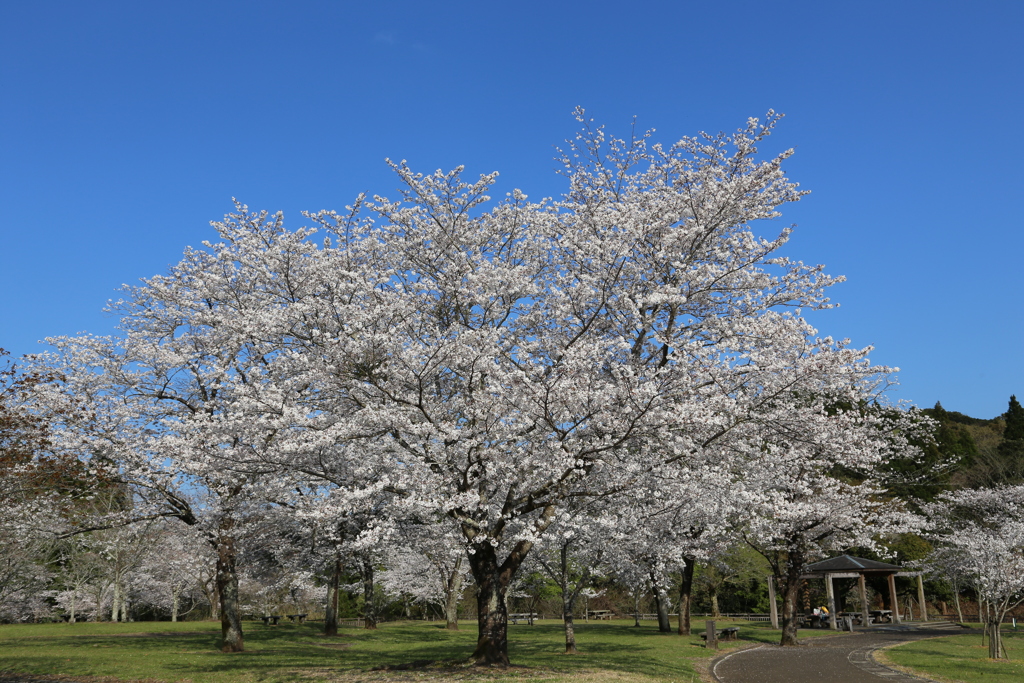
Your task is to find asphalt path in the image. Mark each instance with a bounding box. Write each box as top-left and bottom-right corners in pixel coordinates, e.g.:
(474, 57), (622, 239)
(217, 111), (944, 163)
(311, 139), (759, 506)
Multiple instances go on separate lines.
(712, 622), (968, 683)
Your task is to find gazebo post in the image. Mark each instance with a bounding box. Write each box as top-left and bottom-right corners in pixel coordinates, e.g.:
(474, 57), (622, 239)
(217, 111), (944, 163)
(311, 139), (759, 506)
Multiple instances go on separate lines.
(887, 573), (901, 624)
(858, 574), (870, 627)
(917, 575), (928, 622)
(767, 576), (779, 630)
(825, 573), (838, 630)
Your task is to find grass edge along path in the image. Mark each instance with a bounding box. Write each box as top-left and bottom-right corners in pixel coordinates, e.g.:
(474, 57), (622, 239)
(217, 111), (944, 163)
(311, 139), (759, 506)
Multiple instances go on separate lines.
(0, 619), (844, 683)
(877, 628), (1024, 683)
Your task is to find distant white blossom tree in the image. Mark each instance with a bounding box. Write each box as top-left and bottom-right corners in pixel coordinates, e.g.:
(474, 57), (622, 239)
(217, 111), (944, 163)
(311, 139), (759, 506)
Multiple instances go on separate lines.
(925, 486), (1024, 659)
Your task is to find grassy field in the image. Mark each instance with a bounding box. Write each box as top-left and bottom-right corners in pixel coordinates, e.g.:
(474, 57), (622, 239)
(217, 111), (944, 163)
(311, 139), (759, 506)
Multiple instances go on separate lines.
(880, 626), (1024, 683)
(0, 618), (840, 683)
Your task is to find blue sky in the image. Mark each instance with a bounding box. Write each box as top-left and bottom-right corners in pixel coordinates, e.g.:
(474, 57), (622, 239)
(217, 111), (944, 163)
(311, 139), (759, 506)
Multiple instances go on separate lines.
(1, 1), (1021, 418)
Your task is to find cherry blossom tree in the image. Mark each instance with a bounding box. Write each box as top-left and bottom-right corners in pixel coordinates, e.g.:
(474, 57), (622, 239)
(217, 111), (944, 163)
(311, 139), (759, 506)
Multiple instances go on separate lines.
(925, 486), (1024, 659)
(740, 392), (921, 646)
(378, 517), (471, 629)
(532, 504), (615, 653)
(26, 110), (915, 666)
(39, 210), (324, 650)
(260, 110), (899, 664)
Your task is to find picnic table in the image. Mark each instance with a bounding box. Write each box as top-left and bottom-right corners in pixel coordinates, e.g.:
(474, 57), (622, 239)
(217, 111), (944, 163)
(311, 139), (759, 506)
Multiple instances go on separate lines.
(870, 610), (893, 623)
(286, 613), (308, 623)
(261, 615), (282, 626)
(587, 610), (614, 620)
(508, 612), (539, 624)
(846, 612), (872, 626)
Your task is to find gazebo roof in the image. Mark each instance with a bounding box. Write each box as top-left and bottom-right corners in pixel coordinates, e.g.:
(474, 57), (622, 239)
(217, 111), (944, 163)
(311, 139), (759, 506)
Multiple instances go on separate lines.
(803, 554), (903, 574)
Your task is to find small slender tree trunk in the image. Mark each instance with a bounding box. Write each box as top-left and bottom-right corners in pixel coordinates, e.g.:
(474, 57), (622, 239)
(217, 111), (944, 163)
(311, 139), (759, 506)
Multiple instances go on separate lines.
(710, 589), (721, 618)
(559, 543), (585, 654)
(988, 615), (1003, 659)
(633, 589), (641, 627)
(678, 559), (695, 635)
(361, 559), (377, 629)
(445, 556), (463, 630)
(216, 535), (244, 652)
(651, 572), (672, 633)
(209, 581), (220, 620)
(953, 584), (963, 623)
(325, 555), (341, 636)
(69, 592), (77, 624)
(111, 580), (121, 622)
(93, 585), (104, 622)
(172, 584), (179, 622)
(562, 594), (577, 654)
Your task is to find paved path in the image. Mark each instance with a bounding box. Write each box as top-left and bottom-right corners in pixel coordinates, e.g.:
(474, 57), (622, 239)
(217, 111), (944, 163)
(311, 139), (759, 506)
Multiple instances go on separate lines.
(712, 622), (968, 683)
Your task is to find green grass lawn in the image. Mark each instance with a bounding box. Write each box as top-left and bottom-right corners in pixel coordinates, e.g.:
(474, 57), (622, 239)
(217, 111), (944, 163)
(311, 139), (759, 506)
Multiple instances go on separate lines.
(881, 627), (1024, 683)
(0, 618), (838, 683)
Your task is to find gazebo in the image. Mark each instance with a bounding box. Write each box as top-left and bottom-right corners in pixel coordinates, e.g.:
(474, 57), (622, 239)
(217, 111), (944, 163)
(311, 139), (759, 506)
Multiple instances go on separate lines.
(767, 555), (927, 629)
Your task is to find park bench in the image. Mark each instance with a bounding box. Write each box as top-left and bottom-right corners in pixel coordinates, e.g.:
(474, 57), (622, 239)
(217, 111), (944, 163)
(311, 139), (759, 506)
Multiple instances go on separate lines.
(261, 615), (282, 626)
(508, 612), (539, 624)
(286, 613), (308, 623)
(701, 626), (739, 642)
(587, 610), (614, 620)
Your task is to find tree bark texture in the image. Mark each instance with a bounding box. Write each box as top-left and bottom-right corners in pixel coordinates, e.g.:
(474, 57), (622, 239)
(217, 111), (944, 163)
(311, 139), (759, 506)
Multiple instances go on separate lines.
(444, 555), (463, 630)
(325, 555), (341, 636)
(678, 559), (695, 635)
(779, 551), (804, 647)
(988, 617), (1004, 659)
(360, 558), (377, 629)
(562, 596), (577, 654)
(110, 580), (121, 622)
(560, 544), (580, 654)
(467, 543), (511, 666)
(461, 505), (549, 665)
(216, 535), (244, 652)
(651, 573), (671, 633)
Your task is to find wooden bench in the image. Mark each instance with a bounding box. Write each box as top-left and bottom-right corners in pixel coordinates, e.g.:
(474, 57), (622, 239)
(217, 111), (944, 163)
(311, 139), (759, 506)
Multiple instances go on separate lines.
(701, 627), (739, 642)
(261, 615), (282, 626)
(587, 610), (614, 620)
(286, 613), (308, 624)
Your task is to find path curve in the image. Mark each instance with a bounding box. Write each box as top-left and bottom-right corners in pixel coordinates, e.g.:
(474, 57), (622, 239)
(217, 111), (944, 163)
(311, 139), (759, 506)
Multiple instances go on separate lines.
(712, 623), (966, 683)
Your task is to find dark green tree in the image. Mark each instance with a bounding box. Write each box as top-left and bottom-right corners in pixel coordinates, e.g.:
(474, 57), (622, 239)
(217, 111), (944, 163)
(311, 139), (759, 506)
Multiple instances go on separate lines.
(880, 402), (976, 506)
(995, 395), (1024, 482)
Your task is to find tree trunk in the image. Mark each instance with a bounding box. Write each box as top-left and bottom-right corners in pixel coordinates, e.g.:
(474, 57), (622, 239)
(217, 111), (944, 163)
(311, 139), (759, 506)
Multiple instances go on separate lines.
(208, 580), (220, 620)
(444, 556), (463, 630)
(460, 506), (549, 666)
(111, 580), (121, 622)
(172, 584), (179, 622)
(325, 555), (341, 636)
(678, 559), (695, 635)
(466, 543), (511, 666)
(710, 589), (720, 618)
(559, 543), (587, 654)
(988, 616), (1003, 659)
(361, 559), (377, 629)
(779, 551), (804, 647)
(562, 593), (577, 654)
(633, 589), (641, 627)
(69, 592), (77, 624)
(216, 536), (244, 652)
(651, 573), (672, 633)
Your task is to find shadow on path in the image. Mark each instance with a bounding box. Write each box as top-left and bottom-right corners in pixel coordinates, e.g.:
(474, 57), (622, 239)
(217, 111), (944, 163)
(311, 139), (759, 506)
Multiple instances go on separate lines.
(712, 622), (969, 683)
